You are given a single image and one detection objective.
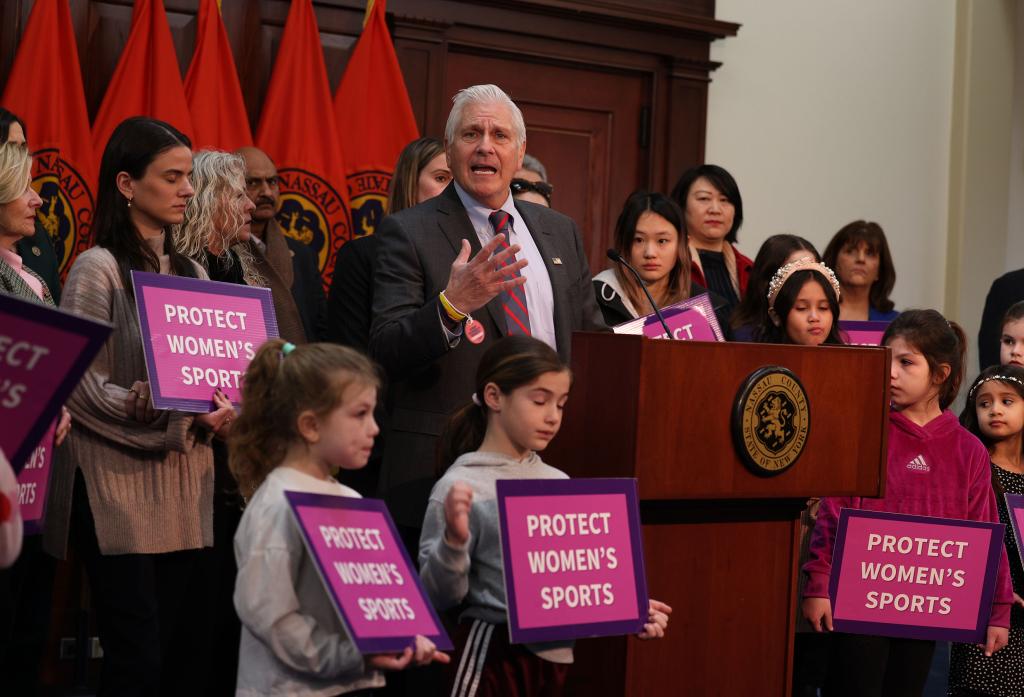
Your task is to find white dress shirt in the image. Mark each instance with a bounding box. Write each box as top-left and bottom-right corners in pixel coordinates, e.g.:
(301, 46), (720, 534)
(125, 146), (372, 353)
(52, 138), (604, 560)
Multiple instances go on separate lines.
(452, 182), (556, 350)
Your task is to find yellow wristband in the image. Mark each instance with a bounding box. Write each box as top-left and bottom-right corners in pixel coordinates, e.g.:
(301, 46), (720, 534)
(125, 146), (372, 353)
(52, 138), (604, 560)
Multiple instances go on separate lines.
(439, 291), (467, 322)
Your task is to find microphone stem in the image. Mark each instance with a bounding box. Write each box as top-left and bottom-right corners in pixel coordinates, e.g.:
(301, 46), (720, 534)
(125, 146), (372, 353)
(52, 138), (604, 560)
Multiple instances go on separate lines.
(616, 257), (674, 340)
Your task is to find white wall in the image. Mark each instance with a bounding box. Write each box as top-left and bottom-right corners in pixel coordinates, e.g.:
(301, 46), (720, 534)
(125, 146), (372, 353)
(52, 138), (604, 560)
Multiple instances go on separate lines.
(705, 0), (958, 313)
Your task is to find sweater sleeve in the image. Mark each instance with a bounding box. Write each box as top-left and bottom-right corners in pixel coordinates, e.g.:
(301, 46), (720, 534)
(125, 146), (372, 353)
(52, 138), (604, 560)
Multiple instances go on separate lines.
(234, 503), (365, 679)
(802, 496), (856, 598)
(418, 495), (471, 611)
(966, 448), (1014, 628)
(60, 251), (198, 453)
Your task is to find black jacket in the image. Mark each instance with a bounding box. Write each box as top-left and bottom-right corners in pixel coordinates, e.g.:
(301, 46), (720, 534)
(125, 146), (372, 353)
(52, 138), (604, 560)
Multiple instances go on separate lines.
(978, 268), (1024, 369)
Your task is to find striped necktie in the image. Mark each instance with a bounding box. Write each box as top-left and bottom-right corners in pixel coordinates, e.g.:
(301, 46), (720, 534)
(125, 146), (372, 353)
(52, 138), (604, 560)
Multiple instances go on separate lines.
(488, 210), (531, 336)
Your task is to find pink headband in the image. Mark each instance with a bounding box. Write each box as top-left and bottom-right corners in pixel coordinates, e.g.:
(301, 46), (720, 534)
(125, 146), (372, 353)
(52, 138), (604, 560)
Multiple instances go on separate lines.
(766, 256), (841, 313)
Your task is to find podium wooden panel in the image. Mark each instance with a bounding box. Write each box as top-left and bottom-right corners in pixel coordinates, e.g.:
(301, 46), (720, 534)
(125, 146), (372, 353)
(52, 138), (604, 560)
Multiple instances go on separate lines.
(543, 333), (890, 696)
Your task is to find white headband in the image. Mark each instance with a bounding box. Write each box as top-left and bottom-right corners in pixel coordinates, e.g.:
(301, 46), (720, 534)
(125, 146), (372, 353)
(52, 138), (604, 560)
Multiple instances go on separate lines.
(969, 374), (1024, 399)
(766, 256), (842, 312)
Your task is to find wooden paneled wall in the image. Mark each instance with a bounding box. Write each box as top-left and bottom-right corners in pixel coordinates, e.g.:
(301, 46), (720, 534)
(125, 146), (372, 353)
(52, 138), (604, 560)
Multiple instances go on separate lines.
(0, 0), (738, 271)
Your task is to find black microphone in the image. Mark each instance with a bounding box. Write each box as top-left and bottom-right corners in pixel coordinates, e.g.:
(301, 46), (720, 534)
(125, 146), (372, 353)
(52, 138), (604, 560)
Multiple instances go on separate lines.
(606, 249), (674, 340)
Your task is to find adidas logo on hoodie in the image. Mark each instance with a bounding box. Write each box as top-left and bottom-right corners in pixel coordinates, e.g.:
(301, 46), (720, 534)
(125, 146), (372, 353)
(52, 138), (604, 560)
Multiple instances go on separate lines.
(906, 455), (930, 472)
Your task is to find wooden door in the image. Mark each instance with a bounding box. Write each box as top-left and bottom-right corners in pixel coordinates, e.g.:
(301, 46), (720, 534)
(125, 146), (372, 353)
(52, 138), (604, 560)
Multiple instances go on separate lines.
(446, 51), (651, 275)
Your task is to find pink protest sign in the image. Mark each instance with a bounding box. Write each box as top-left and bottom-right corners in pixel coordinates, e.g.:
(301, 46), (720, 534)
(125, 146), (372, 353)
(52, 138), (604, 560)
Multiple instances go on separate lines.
(285, 491), (452, 653)
(17, 420), (55, 535)
(839, 320), (890, 346)
(495, 478), (648, 644)
(1005, 494), (1024, 571)
(132, 271), (278, 412)
(830, 509), (1004, 642)
(613, 292), (724, 342)
(0, 293), (110, 475)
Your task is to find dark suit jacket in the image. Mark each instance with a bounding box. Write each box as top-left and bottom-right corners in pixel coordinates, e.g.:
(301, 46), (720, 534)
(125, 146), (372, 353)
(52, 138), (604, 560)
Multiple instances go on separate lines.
(17, 221), (61, 303)
(326, 233), (377, 352)
(369, 184), (607, 525)
(284, 235), (327, 342)
(978, 268), (1024, 369)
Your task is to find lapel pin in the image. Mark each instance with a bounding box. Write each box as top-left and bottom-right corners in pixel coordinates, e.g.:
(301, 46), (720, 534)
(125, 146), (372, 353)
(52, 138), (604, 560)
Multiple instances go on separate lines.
(31, 246), (42, 257)
(552, 257), (562, 265)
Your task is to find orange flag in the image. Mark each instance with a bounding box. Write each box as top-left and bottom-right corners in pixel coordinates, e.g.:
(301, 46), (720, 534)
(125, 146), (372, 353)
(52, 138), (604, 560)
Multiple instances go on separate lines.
(185, 0), (253, 151)
(333, 0), (419, 237)
(1, 0), (97, 278)
(91, 0), (194, 160)
(257, 0), (350, 288)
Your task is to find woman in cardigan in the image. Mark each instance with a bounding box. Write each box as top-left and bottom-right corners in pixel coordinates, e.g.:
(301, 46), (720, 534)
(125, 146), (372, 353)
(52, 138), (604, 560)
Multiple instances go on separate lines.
(671, 164), (754, 321)
(47, 118), (233, 696)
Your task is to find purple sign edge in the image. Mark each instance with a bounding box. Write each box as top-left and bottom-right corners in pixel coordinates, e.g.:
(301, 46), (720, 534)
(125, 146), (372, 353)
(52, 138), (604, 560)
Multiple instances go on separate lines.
(828, 508), (1003, 643)
(838, 320), (891, 344)
(642, 293), (725, 342)
(21, 431), (54, 536)
(1, 294), (112, 474)
(495, 477), (649, 644)
(131, 271), (279, 413)
(283, 490), (453, 654)
(1005, 493), (1024, 575)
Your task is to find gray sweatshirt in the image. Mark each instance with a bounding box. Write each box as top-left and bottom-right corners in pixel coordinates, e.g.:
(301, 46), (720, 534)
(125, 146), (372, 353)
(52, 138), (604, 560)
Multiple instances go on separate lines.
(418, 450), (573, 663)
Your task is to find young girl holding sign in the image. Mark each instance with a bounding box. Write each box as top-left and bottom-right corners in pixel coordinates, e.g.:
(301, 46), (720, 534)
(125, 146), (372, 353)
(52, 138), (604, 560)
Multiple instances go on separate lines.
(802, 310), (1014, 696)
(419, 335), (670, 697)
(949, 365), (1024, 695)
(229, 339), (447, 695)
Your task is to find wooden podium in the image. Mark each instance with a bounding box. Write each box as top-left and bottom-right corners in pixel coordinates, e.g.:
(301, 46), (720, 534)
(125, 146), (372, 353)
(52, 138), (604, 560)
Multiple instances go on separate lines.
(543, 333), (890, 696)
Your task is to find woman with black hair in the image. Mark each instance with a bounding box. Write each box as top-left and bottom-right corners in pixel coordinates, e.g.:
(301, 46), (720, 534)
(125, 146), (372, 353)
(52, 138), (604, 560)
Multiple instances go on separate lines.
(46, 117), (233, 696)
(671, 164), (753, 319)
(731, 234), (821, 341)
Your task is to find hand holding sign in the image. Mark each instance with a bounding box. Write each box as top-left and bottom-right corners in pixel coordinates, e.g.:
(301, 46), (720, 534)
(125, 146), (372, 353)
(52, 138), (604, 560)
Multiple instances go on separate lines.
(444, 481), (473, 547)
(981, 625), (1008, 657)
(367, 635), (451, 670)
(54, 407), (71, 447)
(125, 381), (157, 423)
(194, 389), (236, 437)
(638, 598), (672, 640)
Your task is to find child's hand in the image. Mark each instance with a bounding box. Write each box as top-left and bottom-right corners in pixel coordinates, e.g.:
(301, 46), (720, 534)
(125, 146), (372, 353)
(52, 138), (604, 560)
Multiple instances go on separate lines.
(367, 636), (451, 670)
(637, 598), (672, 639)
(802, 597), (833, 632)
(1014, 592), (1024, 609)
(979, 625), (1009, 656)
(444, 481), (473, 547)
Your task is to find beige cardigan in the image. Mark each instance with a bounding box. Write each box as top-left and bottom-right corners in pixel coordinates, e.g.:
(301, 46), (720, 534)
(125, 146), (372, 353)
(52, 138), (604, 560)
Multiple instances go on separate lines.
(44, 235), (214, 557)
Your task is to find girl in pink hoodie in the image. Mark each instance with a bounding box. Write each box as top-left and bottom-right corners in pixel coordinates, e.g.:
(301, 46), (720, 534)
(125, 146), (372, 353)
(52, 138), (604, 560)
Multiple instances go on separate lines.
(802, 309), (1014, 697)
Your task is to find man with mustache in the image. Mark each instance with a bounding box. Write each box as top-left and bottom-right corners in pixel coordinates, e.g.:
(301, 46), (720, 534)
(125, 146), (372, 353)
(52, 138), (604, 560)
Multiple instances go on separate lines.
(370, 84), (606, 545)
(237, 146), (326, 342)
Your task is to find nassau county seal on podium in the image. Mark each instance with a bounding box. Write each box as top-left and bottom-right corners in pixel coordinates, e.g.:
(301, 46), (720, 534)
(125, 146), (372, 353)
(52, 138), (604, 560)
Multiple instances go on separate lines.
(731, 366), (810, 476)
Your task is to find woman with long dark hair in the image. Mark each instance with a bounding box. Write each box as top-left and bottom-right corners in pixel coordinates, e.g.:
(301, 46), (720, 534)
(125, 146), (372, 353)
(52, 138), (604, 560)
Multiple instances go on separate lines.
(46, 117), (232, 696)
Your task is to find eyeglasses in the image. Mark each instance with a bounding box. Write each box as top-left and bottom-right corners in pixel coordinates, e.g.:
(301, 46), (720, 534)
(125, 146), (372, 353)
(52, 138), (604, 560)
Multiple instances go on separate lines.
(245, 176), (279, 191)
(510, 178), (553, 204)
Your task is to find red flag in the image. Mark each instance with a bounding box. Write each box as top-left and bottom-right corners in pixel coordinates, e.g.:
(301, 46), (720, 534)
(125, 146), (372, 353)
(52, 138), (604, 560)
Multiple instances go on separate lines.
(185, 0), (253, 151)
(91, 0), (194, 160)
(1, 0), (97, 279)
(257, 0), (350, 288)
(333, 0), (419, 237)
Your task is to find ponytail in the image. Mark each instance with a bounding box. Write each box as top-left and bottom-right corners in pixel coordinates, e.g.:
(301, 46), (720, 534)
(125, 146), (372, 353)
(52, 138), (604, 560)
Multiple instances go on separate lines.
(437, 336), (568, 468)
(229, 339), (379, 499)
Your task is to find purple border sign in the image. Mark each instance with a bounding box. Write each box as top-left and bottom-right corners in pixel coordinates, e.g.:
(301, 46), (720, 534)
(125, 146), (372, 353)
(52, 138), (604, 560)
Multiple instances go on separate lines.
(613, 293), (725, 342)
(1, 293), (110, 475)
(839, 320), (890, 346)
(829, 509), (1003, 642)
(495, 478), (649, 644)
(17, 420), (55, 535)
(1005, 494), (1024, 572)
(132, 271), (278, 412)
(285, 491), (452, 654)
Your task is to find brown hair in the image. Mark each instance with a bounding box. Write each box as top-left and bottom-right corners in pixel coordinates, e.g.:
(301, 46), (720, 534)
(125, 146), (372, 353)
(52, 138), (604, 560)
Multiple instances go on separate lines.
(438, 336), (569, 468)
(611, 190), (691, 315)
(882, 309), (967, 410)
(1004, 300), (1024, 328)
(823, 220), (896, 314)
(731, 234), (820, 331)
(229, 339), (380, 499)
(386, 136), (445, 214)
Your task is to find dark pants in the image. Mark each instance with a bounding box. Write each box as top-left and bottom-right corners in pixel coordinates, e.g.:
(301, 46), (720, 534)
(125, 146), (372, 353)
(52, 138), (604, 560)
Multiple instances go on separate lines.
(793, 631), (831, 696)
(72, 470), (212, 697)
(445, 619), (569, 697)
(824, 633), (936, 697)
(0, 534), (56, 696)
